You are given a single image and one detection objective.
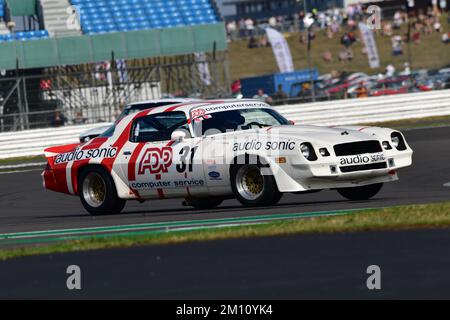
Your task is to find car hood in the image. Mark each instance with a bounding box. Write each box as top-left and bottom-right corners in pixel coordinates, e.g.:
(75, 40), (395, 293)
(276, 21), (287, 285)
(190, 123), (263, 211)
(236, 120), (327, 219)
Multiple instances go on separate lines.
(260, 125), (380, 146)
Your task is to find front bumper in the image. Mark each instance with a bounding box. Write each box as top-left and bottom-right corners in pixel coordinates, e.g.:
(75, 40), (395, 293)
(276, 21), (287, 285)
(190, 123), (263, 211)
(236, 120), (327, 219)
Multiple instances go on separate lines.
(270, 149), (413, 192)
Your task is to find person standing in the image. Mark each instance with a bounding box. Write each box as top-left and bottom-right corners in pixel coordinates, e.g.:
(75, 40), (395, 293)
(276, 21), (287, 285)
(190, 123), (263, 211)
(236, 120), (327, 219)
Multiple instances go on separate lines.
(386, 64), (396, 77)
(253, 89), (273, 104)
(355, 82), (369, 98)
(273, 84), (288, 102)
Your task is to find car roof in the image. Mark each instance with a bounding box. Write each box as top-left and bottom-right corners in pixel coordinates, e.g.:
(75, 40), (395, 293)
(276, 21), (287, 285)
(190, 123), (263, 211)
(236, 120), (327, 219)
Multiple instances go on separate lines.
(126, 98), (198, 108)
(119, 99), (271, 123)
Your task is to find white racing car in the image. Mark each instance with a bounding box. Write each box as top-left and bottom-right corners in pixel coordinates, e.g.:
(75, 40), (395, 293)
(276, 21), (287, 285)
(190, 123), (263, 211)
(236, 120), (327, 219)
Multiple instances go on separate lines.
(43, 100), (413, 215)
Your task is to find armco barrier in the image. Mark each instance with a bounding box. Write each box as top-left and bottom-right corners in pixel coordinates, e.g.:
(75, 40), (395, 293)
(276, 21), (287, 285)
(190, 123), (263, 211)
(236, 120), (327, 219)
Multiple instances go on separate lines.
(0, 123), (112, 159)
(1, 89), (450, 159)
(276, 89), (450, 125)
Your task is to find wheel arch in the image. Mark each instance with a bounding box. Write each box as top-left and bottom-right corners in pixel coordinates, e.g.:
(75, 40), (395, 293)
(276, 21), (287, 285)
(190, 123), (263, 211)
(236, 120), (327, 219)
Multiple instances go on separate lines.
(75, 164), (114, 195)
(229, 153), (273, 176)
(228, 153), (305, 193)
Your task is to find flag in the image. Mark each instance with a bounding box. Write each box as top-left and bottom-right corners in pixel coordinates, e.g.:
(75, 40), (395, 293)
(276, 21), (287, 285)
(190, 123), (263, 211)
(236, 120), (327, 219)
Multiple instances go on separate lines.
(359, 22), (380, 69)
(194, 53), (212, 86)
(265, 28), (294, 73)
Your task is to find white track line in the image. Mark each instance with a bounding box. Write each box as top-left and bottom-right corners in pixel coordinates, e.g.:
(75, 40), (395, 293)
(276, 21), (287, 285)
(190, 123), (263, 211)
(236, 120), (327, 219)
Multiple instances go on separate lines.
(0, 162), (46, 170)
(0, 169), (42, 175)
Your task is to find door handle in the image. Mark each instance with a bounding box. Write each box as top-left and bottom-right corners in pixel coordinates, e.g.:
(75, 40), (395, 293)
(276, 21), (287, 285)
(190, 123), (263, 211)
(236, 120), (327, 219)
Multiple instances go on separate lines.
(123, 151), (132, 156)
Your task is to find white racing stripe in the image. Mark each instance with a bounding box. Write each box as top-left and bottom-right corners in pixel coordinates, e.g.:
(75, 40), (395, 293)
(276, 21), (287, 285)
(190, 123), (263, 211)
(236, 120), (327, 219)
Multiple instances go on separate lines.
(66, 161), (75, 194)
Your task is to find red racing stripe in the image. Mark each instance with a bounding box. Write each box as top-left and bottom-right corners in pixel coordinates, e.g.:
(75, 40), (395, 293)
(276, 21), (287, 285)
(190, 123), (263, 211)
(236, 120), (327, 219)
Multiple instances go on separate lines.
(52, 163), (70, 194)
(157, 189), (166, 199)
(164, 105), (182, 112)
(155, 140), (177, 199)
(128, 143), (146, 181)
(100, 111), (148, 172)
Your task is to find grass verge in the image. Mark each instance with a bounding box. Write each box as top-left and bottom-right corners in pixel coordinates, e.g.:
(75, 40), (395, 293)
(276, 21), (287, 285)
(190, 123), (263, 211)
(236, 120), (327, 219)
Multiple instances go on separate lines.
(228, 18), (450, 81)
(0, 155), (45, 166)
(1, 201), (450, 260)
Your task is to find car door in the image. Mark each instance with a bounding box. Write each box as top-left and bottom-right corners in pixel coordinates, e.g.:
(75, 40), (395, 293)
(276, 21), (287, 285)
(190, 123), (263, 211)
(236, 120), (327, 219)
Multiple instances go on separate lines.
(120, 111), (208, 199)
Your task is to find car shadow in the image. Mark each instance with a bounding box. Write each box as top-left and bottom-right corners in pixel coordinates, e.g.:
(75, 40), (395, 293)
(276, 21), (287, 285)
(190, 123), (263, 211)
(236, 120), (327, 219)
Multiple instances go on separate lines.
(34, 196), (394, 220)
(121, 197), (392, 216)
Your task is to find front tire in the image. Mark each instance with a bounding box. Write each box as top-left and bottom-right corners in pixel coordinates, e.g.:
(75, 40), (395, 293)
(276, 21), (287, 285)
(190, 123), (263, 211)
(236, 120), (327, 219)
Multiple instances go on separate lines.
(337, 183), (383, 201)
(231, 163), (282, 207)
(79, 167), (126, 215)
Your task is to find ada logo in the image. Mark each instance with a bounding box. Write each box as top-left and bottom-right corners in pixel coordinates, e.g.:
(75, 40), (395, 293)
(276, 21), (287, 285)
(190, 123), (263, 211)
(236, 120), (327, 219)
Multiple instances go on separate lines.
(138, 147), (173, 175)
(208, 171), (222, 180)
(191, 108), (212, 123)
(191, 108), (206, 119)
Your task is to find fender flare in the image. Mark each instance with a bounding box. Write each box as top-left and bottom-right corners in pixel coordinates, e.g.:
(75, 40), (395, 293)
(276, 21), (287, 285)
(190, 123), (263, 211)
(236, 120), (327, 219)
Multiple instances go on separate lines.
(228, 153), (297, 191)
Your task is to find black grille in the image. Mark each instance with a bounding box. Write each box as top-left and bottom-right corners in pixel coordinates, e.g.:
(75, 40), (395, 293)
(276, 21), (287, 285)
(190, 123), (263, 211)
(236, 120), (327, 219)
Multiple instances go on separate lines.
(340, 162), (387, 173)
(334, 140), (382, 156)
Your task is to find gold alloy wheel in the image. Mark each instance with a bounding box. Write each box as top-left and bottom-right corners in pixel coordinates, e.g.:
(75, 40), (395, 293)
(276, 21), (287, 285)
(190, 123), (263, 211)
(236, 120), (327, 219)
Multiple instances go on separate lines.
(245, 168), (264, 195)
(82, 172), (107, 208)
(236, 165), (265, 201)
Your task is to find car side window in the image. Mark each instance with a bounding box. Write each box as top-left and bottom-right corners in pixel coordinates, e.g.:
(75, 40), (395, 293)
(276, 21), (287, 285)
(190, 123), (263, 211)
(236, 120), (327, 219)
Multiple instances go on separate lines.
(130, 111), (190, 143)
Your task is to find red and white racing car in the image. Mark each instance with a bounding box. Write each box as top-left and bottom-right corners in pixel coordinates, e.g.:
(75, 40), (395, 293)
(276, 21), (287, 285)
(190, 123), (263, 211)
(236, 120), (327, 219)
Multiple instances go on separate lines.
(42, 100), (413, 215)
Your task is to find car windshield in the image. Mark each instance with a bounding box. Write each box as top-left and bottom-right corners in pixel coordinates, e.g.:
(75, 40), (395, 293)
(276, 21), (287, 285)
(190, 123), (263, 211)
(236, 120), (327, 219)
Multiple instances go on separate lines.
(195, 108), (289, 136)
(98, 125), (115, 138)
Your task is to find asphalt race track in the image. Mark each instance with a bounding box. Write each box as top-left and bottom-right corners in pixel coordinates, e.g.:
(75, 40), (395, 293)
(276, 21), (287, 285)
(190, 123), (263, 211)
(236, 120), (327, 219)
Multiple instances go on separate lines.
(0, 126), (449, 234)
(1, 229), (450, 299)
(1, 126), (450, 299)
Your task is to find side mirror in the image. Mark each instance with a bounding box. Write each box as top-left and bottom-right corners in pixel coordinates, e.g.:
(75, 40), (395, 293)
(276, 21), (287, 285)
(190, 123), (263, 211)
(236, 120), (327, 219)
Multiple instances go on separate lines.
(171, 129), (187, 142)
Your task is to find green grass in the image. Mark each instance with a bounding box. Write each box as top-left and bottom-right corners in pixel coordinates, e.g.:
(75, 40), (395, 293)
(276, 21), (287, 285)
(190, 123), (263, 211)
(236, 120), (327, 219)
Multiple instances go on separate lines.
(2, 201), (450, 260)
(0, 155), (45, 165)
(228, 21), (450, 81)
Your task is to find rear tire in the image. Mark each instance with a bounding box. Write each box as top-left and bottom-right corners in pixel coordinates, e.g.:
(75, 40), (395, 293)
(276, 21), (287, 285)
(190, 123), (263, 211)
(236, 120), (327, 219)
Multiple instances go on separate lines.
(337, 183), (383, 201)
(231, 163), (282, 207)
(190, 197), (223, 210)
(79, 167), (126, 215)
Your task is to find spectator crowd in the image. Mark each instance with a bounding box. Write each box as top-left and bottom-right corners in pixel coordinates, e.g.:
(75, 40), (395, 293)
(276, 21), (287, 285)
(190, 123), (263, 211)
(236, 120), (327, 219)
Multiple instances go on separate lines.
(225, 2), (450, 54)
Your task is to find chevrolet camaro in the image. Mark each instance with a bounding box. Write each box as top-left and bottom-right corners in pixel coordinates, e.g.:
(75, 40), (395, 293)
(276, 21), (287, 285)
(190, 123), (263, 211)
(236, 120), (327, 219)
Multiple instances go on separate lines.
(42, 100), (413, 215)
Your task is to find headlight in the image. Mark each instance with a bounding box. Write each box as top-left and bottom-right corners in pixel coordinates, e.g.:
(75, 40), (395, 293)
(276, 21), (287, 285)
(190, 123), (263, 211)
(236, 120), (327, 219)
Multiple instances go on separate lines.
(391, 136), (400, 148)
(300, 143), (318, 161)
(391, 132), (407, 151)
(301, 144), (310, 159)
(382, 141), (392, 150)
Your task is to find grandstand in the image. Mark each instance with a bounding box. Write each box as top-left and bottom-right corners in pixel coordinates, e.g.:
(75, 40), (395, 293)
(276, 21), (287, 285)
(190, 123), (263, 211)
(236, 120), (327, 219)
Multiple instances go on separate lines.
(0, 0), (4, 21)
(0, 30), (49, 41)
(0, 0), (229, 132)
(0, 0), (221, 40)
(0, 0), (51, 41)
(72, 0), (220, 34)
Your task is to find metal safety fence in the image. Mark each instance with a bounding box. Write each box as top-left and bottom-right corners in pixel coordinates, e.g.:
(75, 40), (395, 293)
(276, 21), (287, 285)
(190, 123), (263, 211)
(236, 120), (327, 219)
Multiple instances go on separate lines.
(0, 52), (230, 132)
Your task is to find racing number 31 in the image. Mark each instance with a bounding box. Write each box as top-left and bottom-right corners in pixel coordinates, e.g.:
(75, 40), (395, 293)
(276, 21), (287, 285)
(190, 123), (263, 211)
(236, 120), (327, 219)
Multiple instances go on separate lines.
(176, 146), (198, 173)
